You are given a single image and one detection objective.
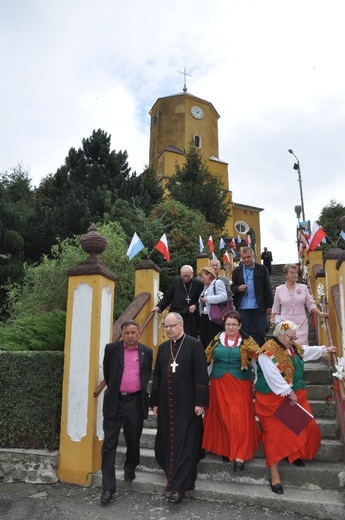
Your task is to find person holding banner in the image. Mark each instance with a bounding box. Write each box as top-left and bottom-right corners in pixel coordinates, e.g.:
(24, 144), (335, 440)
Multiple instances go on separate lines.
(255, 320), (336, 495)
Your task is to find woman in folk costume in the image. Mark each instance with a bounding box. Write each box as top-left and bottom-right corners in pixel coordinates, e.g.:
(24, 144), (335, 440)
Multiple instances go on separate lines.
(202, 311), (261, 472)
(255, 320), (336, 495)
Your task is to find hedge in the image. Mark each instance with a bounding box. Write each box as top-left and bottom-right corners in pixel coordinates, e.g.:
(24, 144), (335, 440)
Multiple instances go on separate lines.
(0, 351), (63, 450)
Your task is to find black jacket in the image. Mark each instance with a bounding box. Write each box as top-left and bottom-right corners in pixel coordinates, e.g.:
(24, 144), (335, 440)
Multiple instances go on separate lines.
(103, 340), (153, 419)
(232, 263), (273, 312)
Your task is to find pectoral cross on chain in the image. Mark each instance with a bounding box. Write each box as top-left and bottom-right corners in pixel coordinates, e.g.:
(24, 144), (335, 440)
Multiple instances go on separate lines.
(170, 359), (178, 373)
(186, 295), (191, 304)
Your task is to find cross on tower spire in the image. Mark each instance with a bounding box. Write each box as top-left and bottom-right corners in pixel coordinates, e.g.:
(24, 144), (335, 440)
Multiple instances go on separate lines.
(178, 67), (192, 92)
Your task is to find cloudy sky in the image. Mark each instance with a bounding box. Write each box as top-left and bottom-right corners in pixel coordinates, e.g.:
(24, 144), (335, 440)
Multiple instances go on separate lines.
(2, 0), (344, 264)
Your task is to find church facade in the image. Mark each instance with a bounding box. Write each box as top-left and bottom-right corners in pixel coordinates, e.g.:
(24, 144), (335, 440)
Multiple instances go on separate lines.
(148, 89), (263, 257)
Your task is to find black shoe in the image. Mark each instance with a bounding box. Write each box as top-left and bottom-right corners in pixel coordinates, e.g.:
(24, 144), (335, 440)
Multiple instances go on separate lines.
(292, 458), (305, 467)
(168, 491), (185, 504)
(234, 461), (245, 472)
(222, 456), (230, 463)
(124, 471), (135, 482)
(100, 489), (113, 505)
(270, 479), (283, 495)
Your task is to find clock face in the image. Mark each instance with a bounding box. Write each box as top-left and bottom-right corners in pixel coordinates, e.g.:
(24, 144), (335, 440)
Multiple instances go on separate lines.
(191, 106), (204, 119)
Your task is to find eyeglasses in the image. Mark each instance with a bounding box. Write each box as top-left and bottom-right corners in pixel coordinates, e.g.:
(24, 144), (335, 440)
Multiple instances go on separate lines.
(163, 323), (181, 329)
(286, 335), (298, 341)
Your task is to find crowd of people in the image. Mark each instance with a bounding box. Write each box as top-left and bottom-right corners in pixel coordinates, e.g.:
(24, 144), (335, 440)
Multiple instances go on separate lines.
(99, 247), (336, 506)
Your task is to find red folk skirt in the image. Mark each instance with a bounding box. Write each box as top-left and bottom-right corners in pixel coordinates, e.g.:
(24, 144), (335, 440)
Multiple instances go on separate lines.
(255, 389), (321, 467)
(202, 372), (261, 461)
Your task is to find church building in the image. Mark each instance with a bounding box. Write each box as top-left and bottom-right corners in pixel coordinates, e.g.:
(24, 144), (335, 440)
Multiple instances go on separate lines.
(148, 84), (263, 257)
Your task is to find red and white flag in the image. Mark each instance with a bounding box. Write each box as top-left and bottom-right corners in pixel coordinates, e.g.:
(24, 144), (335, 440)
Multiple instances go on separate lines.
(230, 238), (236, 249)
(222, 250), (230, 264)
(154, 233), (171, 261)
(309, 222), (327, 251)
(206, 235), (215, 252)
(245, 234), (251, 246)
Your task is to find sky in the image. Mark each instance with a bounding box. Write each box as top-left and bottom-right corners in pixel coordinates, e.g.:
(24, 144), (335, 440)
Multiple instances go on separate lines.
(1, 0), (344, 264)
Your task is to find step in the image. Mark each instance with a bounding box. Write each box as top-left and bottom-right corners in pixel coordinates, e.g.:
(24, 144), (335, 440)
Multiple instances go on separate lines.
(112, 446), (345, 491)
(308, 400), (336, 419)
(307, 384), (334, 400)
(118, 426), (344, 462)
(91, 466), (345, 519)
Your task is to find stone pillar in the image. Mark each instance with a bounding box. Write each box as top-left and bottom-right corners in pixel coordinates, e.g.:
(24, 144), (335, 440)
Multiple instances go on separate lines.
(196, 252), (210, 273)
(335, 251), (345, 356)
(324, 249), (343, 354)
(134, 259), (161, 362)
(58, 225), (117, 485)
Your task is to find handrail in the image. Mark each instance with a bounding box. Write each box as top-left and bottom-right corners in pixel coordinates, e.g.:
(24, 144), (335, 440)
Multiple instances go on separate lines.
(93, 293), (154, 398)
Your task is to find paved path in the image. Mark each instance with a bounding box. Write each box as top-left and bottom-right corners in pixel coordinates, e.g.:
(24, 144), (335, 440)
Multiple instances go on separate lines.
(0, 482), (318, 520)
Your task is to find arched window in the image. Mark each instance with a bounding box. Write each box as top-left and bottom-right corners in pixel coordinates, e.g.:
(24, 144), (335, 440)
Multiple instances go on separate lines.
(194, 134), (201, 148)
(235, 221), (249, 234)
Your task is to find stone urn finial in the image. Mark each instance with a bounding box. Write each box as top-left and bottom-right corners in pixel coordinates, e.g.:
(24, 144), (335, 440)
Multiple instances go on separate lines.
(67, 224), (117, 281)
(80, 223), (107, 258)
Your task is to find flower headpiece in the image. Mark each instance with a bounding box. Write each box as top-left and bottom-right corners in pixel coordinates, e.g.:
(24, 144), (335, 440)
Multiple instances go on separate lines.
(281, 322), (290, 331)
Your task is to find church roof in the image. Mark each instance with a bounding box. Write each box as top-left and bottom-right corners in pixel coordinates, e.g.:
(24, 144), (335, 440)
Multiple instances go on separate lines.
(233, 202), (264, 213)
(210, 155), (228, 165)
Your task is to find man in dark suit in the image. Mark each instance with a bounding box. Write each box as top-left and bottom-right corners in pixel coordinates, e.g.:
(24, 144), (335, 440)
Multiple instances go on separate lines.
(261, 246), (273, 275)
(151, 265), (204, 338)
(100, 320), (153, 505)
(232, 247), (273, 346)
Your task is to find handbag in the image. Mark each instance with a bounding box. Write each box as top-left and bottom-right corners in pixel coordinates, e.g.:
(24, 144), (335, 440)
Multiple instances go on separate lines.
(209, 281), (234, 326)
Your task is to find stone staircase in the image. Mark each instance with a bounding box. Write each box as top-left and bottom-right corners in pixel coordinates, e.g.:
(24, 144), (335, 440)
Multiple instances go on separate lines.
(92, 263), (345, 518)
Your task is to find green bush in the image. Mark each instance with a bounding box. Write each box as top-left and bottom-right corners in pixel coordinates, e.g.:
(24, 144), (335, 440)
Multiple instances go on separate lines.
(0, 310), (66, 351)
(0, 351), (63, 449)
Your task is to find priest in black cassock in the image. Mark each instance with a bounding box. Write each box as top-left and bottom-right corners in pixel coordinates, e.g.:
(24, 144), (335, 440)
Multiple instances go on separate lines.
(150, 312), (209, 505)
(151, 265), (204, 338)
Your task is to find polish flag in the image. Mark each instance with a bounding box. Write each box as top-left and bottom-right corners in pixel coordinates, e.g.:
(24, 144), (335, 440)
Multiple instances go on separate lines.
(154, 233), (171, 261)
(245, 234), (251, 246)
(206, 235), (215, 252)
(230, 238), (236, 249)
(222, 251), (231, 264)
(309, 222), (327, 251)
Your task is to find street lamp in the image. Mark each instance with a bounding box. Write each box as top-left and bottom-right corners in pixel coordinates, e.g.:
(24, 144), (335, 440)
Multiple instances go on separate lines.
(288, 149), (306, 223)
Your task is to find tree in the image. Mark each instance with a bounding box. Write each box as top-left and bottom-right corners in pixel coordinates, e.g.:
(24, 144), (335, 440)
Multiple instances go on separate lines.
(0, 165), (35, 315)
(4, 221), (135, 321)
(318, 199), (345, 252)
(166, 144), (229, 229)
(128, 165), (163, 215)
(33, 130), (133, 252)
(148, 199), (214, 289)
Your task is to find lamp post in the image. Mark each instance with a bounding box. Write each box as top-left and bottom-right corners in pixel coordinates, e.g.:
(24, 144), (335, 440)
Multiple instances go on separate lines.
(288, 149), (306, 223)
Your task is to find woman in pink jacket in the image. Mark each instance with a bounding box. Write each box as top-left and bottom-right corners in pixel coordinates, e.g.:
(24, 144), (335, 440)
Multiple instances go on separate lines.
(270, 264), (328, 344)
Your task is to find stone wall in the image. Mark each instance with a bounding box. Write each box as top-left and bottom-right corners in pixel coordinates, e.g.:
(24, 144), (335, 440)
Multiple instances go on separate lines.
(0, 449), (58, 483)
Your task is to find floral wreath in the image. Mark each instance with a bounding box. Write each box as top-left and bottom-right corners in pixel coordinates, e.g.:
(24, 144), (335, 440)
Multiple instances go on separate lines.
(281, 322), (290, 331)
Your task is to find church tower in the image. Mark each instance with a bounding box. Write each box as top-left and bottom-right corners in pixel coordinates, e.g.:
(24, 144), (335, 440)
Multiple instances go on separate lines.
(148, 84), (263, 257)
